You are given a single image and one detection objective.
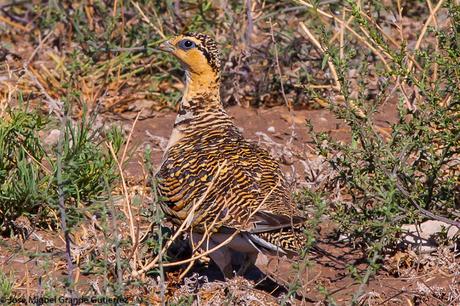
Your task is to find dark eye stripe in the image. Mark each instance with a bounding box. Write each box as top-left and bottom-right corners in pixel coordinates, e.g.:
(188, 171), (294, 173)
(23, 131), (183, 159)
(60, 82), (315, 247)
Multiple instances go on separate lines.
(182, 32), (222, 73)
(197, 45), (213, 68)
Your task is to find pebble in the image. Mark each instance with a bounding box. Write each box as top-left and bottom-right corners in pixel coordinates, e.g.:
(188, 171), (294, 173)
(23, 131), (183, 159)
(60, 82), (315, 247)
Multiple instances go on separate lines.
(400, 220), (460, 253)
(44, 129), (61, 147)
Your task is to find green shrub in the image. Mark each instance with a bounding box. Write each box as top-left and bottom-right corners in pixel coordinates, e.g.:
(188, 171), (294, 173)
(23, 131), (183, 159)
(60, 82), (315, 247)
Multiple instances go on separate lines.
(307, 0), (459, 251)
(0, 107), (123, 229)
(0, 271), (14, 298)
(0, 110), (50, 224)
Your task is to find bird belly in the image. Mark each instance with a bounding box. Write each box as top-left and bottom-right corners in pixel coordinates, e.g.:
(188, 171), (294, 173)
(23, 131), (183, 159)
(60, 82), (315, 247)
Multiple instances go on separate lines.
(206, 232), (259, 253)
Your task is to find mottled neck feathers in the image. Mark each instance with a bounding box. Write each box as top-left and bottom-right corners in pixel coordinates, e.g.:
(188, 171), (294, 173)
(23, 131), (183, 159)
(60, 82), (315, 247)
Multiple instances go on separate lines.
(158, 32), (231, 132)
(174, 71), (231, 132)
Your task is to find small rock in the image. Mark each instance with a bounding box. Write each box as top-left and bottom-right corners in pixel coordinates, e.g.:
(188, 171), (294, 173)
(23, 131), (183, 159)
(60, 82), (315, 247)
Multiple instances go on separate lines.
(255, 253), (269, 266)
(281, 149), (294, 165)
(348, 69), (357, 78)
(267, 126), (275, 133)
(400, 220), (460, 253)
(44, 129), (61, 147)
(338, 233), (351, 242)
(122, 124), (132, 134)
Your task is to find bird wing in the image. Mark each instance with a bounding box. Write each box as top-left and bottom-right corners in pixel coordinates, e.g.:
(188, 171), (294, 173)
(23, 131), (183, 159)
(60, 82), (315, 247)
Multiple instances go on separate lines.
(249, 211), (306, 233)
(156, 128), (303, 234)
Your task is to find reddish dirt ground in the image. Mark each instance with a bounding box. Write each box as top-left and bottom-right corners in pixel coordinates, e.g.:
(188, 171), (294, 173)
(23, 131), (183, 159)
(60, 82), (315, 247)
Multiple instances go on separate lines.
(124, 104), (397, 184)
(109, 104), (460, 305)
(94, 103), (460, 304)
(1, 105), (458, 305)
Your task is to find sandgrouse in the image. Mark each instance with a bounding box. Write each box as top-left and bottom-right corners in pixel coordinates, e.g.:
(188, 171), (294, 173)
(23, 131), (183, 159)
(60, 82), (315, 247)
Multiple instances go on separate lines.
(156, 32), (306, 278)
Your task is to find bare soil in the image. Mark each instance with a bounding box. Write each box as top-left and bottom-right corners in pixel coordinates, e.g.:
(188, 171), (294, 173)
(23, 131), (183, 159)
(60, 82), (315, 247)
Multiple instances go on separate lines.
(2, 104), (458, 305)
(123, 103), (396, 183)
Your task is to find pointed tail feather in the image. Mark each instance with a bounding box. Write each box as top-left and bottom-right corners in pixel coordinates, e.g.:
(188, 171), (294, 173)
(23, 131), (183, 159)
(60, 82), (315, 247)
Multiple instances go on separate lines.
(246, 227), (306, 257)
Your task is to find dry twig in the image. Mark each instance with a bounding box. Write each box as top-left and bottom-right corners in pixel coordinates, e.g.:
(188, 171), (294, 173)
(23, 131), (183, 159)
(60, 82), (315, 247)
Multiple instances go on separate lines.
(132, 161), (228, 277)
(107, 112), (141, 271)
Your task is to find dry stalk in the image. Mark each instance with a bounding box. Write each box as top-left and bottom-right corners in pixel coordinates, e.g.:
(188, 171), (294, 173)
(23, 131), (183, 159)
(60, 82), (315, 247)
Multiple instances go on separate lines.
(21, 31), (63, 117)
(245, 0), (254, 48)
(24, 31), (53, 68)
(179, 201), (231, 279)
(189, 203), (226, 253)
(107, 143), (138, 269)
(413, 0), (445, 55)
(178, 257), (196, 280)
(339, 7), (346, 60)
(132, 161), (228, 277)
(299, 21), (366, 118)
(133, 1), (166, 39)
(426, 0), (440, 83)
(295, 0), (392, 72)
(299, 21), (340, 92)
(112, 0), (119, 18)
(269, 19), (297, 145)
(107, 119), (139, 272)
(161, 230), (242, 269)
(269, 19), (291, 109)
(329, 16), (354, 44)
(160, 179), (281, 269)
(180, 199), (233, 279)
(150, 4), (166, 39)
(22, 147), (52, 175)
(396, 0), (405, 52)
(136, 157), (153, 242)
(0, 63), (15, 117)
(0, 15), (30, 32)
(121, 112), (140, 165)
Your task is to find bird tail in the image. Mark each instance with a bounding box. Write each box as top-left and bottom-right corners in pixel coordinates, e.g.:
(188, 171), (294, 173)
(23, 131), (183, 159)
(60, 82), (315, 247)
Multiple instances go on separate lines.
(246, 227), (306, 258)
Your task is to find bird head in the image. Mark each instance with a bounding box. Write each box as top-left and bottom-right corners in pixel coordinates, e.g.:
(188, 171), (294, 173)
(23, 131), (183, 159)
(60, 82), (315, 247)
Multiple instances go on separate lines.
(159, 32), (221, 77)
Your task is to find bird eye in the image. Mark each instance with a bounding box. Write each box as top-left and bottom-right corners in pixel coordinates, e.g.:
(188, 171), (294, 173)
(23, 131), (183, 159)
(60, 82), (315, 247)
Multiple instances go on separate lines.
(178, 39), (196, 50)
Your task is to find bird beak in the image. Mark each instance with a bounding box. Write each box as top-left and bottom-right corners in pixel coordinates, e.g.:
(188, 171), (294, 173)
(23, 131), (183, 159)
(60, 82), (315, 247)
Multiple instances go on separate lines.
(158, 40), (175, 52)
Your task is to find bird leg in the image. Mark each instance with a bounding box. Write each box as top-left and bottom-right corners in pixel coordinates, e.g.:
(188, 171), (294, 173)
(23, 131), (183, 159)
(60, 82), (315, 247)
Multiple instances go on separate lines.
(235, 251), (258, 276)
(190, 232), (235, 278)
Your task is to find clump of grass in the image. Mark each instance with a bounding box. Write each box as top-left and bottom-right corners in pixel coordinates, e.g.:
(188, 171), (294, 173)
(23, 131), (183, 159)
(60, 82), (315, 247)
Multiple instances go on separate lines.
(57, 113), (123, 207)
(0, 271), (14, 299)
(0, 105), (123, 231)
(0, 109), (50, 225)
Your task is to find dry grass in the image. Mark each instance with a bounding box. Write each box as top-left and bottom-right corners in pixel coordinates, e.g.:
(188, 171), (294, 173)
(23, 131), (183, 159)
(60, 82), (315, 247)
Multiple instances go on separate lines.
(1, 0), (459, 305)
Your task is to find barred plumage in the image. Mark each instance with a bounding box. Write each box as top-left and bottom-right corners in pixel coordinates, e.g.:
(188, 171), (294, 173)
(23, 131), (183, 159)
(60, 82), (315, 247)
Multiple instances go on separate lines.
(156, 33), (306, 277)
